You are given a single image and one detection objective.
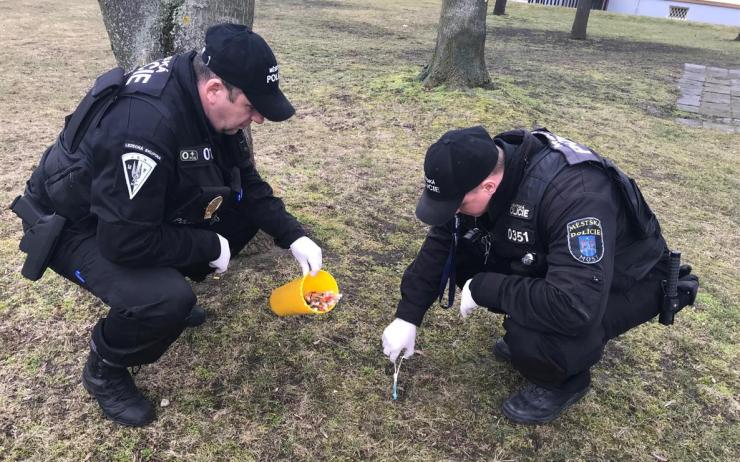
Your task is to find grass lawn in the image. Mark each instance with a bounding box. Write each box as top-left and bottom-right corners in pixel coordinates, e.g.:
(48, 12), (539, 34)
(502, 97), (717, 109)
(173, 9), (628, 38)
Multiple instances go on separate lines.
(0, 0), (738, 460)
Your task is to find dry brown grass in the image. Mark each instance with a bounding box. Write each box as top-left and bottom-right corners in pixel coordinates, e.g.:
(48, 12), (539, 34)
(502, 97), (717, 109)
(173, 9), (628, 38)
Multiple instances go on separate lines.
(1, 0), (738, 461)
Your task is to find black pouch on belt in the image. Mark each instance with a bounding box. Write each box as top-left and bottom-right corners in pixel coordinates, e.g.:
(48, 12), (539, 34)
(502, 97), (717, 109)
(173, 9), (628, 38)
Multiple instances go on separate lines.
(9, 195), (67, 281)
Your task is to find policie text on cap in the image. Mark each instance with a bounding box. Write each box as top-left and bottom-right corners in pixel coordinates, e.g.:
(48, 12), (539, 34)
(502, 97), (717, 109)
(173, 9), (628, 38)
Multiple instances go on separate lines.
(202, 23), (295, 122)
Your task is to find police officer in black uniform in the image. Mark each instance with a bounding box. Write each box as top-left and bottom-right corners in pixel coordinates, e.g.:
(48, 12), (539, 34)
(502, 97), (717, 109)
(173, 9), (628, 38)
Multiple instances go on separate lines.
(381, 126), (699, 424)
(16, 24), (324, 426)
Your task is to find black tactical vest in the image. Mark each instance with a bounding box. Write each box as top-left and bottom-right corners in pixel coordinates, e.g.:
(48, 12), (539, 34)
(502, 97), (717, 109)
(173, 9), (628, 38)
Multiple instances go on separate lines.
(489, 128), (662, 276)
(26, 54), (248, 226)
(26, 67), (125, 220)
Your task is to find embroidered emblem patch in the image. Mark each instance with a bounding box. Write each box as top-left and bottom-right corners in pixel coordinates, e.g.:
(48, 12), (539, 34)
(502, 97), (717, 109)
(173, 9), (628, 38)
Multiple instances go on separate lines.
(122, 152), (157, 199)
(566, 217), (604, 264)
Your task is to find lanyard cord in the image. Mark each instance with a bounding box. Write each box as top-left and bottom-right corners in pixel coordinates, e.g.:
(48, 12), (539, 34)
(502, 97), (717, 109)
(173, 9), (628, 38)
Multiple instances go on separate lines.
(392, 356), (404, 400)
(437, 214), (460, 309)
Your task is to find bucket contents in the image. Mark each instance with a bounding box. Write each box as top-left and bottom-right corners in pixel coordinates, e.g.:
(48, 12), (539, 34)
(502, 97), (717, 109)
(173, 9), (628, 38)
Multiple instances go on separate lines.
(270, 270), (339, 316)
(305, 291), (342, 312)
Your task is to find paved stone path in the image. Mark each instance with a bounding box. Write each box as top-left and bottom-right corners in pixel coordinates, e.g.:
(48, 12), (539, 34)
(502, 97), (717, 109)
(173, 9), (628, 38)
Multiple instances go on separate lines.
(676, 63), (740, 133)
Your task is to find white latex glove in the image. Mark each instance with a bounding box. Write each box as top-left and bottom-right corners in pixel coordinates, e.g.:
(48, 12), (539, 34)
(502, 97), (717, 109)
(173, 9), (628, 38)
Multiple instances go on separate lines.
(460, 279), (479, 318)
(382, 318), (417, 362)
(208, 234), (230, 274)
(290, 236), (322, 276)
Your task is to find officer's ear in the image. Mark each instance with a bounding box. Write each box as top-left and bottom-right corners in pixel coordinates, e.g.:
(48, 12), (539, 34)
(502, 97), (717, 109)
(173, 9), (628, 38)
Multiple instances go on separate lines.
(203, 78), (227, 101)
(480, 178), (497, 196)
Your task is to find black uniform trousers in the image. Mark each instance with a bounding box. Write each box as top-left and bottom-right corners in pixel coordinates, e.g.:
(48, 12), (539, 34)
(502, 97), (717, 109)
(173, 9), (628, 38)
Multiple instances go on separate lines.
(455, 248), (668, 392)
(48, 205), (259, 367)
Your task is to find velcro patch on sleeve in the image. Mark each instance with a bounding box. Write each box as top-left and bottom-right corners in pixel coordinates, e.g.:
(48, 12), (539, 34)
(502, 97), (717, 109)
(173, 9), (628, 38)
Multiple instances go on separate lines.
(178, 146), (213, 164)
(508, 202), (533, 221)
(566, 217), (604, 264)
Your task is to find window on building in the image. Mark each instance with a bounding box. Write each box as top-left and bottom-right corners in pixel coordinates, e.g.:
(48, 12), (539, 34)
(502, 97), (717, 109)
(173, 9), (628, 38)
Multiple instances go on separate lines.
(669, 6), (689, 20)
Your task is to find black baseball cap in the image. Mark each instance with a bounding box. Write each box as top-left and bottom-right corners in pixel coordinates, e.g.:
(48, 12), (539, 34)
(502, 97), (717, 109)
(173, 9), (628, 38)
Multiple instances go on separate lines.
(202, 23), (295, 122)
(415, 126), (499, 226)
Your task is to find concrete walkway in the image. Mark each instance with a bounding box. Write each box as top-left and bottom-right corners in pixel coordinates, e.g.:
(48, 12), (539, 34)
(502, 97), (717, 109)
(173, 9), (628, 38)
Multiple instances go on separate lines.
(676, 63), (740, 133)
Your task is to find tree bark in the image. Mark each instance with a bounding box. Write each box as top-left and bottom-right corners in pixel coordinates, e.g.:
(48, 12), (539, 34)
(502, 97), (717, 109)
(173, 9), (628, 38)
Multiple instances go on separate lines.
(493, 0), (508, 16)
(419, 0), (490, 89)
(97, 0), (255, 72)
(571, 0), (593, 40)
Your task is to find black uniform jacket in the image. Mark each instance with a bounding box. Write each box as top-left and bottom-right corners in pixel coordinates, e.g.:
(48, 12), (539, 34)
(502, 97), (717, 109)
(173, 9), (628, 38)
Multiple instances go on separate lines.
(28, 52), (304, 268)
(396, 130), (666, 337)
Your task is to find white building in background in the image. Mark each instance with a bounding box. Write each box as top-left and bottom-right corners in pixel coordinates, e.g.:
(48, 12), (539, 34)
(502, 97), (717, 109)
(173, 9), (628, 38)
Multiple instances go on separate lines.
(527, 0), (740, 27)
(606, 0), (740, 27)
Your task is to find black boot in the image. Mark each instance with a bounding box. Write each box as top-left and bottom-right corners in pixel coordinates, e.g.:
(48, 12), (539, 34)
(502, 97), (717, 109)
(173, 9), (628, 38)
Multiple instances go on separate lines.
(502, 382), (590, 424)
(185, 305), (206, 327)
(493, 338), (511, 362)
(81, 346), (155, 427)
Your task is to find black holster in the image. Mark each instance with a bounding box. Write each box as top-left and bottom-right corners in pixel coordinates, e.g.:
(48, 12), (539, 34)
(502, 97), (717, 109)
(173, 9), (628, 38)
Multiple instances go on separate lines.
(9, 67), (124, 281)
(10, 195), (66, 281)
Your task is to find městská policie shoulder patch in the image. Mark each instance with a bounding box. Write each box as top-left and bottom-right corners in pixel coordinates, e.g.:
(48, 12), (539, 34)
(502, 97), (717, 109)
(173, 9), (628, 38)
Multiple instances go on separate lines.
(566, 217), (604, 264)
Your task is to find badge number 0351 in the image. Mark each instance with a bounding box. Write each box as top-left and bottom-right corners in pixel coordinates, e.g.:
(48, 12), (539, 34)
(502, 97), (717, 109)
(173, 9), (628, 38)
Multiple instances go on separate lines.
(507, 228), (530, 244)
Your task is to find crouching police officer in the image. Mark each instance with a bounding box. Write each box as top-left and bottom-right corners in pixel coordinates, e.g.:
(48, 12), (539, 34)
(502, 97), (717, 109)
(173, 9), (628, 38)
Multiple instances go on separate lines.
(12, 24), (323, 426)
(381, 126), (699, 424)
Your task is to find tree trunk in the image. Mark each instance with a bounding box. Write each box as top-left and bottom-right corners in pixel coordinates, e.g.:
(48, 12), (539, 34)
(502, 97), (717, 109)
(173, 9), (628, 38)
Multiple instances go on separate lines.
(419, 0), (490, 89)
(571, 0), (593, 40)
(493, 0), (508, 16)
(98, 0), (255, 72)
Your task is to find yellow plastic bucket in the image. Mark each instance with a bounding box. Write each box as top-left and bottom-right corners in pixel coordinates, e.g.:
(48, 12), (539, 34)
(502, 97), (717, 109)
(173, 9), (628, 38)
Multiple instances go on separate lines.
(269, 270), (340, 316)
